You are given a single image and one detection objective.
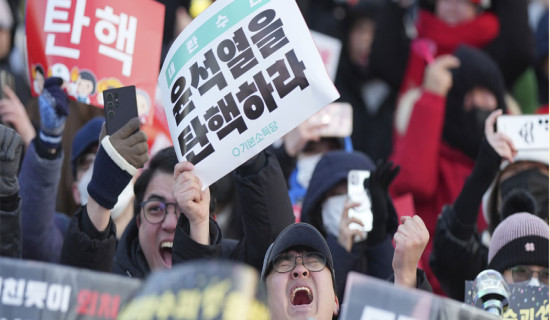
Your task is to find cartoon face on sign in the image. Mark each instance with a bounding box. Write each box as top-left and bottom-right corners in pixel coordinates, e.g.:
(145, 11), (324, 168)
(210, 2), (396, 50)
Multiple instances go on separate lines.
(32, 65), (45, 94)
(75, 70), (97, 104)
(96, 78), (123, 106)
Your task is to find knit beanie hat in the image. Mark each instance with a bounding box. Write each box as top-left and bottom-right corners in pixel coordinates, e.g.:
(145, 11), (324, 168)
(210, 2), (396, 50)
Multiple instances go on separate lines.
(488, 212), (549, 273)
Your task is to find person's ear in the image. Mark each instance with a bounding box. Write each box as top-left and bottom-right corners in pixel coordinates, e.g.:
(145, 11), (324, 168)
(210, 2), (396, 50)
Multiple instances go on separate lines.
(136, 213), (141, 228)
(333, 296), (340, 316)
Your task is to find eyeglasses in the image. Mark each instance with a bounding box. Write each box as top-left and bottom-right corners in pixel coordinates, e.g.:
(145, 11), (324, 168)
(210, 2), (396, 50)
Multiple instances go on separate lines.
(273, 252), (327, 273)
(140, 199), (182, 224)
(509, 266), (549, 285)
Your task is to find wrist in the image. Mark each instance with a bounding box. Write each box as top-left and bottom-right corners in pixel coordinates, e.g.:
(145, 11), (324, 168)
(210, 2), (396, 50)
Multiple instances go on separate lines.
(87, 143), (132, 209)
(189, 219), (210, 245)
(394, 269), (417, 288)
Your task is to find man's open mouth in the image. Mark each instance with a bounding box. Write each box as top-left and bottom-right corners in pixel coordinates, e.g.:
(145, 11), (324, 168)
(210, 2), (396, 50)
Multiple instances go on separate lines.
(290, 286), (313, 305)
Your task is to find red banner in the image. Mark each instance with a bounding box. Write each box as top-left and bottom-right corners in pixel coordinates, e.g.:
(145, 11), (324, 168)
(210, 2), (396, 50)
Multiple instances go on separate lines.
(25, 0), (164, 126)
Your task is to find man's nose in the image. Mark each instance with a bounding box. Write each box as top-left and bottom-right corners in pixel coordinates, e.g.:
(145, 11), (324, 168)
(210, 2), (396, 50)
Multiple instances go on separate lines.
(292, 258), (309, 278)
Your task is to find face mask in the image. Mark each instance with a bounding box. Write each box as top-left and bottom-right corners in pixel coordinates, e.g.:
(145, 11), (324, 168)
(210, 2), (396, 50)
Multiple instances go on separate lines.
(296, 154), (323, 188)
(500, 168), (549, 221)
(528, 276), (542, 287)
(76, 164), (94, 205)
(321, 194), (347, 238)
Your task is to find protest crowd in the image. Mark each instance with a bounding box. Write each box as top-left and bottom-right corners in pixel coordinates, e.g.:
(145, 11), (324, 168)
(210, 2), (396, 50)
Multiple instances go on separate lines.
(0, 0), (548, 319)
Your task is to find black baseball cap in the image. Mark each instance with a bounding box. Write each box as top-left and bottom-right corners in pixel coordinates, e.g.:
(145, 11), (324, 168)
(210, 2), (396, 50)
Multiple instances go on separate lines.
(261, 223), (336, 291)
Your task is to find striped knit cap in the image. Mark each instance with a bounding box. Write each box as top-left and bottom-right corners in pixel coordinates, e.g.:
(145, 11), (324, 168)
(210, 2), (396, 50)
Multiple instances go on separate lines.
(488, 213), (549, 273)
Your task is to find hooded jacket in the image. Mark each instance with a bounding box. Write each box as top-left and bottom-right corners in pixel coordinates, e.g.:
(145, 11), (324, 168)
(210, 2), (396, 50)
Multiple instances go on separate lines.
(390, 45), (507, 295)
(300, 150), (398, 300)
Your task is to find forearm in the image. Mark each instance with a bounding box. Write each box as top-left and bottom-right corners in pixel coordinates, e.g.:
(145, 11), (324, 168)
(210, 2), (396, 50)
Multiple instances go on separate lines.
(452, 138), (501, 227)
(19, 140), (64, 261)
(234, 150), (294, 269)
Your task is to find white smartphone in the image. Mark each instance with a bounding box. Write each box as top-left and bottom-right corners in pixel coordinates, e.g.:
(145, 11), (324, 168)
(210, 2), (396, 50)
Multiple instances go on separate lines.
(347, 170), (373, 235)
(497, 114), (549, 151)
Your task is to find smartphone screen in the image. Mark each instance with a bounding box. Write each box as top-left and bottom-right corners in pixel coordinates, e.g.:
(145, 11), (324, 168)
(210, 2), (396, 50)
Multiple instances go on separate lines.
(347, 170), (373, 234)
(103, 85), (139, 135)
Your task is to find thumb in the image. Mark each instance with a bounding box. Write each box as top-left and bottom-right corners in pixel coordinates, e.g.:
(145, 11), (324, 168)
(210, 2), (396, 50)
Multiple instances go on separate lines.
(434, 55), (460, 70)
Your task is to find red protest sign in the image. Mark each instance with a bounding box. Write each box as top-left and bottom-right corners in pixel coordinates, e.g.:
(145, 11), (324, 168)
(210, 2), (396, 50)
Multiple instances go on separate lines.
(26, 0), (164, 126)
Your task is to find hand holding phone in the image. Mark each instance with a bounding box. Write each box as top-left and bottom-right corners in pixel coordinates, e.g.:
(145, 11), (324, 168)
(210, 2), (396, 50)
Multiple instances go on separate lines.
(103, 85), (139, 135)
(348, 170), (373, 237)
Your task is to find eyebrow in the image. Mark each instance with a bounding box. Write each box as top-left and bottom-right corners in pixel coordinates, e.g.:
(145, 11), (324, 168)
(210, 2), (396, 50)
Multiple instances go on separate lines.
(146, 194), (166, 202)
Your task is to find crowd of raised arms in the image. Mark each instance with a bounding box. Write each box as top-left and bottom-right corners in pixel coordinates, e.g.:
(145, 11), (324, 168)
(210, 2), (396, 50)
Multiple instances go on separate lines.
(0, 0), (548, 319)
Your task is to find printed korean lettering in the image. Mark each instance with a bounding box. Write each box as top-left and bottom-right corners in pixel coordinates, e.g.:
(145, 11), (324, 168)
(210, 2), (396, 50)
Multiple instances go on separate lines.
(44, 0), (90, 59)
(95, 6), (137, 76)
(45, 284), (71, 312)
(248, 9), (289, 59)
(236, 71), (277, 120)
(189, 49), (228, 95)
(171, 76), (196, 127)
(216, 15), (229, 29)
(2, 278), (25, 306)
(267, 49), (309, 98)
(255, 133), (264, 144)
(216, 28), (259, 80)
(246, 137), (256, 148)
(261, 126), (271, 136)
(187, 36), (199, 54)
(204, 93), (248, 140)
(24, 280), (48, 309)
(174, 289), (201, 319)
(268, 121), (278, 132)
(178, 116), (214, 165)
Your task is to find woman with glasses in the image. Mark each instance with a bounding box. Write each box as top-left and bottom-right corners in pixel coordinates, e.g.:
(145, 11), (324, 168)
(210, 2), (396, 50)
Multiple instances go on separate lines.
(61, 119), (294, 278)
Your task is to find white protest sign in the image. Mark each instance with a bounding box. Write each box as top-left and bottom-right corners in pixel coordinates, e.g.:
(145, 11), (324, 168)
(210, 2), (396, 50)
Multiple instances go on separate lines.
(310, 30), (342, 81)
(158, 0), (340, 189)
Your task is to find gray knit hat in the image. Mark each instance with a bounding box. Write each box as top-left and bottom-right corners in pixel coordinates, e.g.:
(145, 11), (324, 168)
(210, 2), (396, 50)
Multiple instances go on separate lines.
(488, 212), (549, 273)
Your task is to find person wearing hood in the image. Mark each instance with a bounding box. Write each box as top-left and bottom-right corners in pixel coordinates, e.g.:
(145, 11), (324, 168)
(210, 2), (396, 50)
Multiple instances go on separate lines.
(389, 45), (507, 295)
(300, 150), (430, 300)
(261, 218), (431, 320)
(18, 78), (135, 263)
(60, 126), (294, 278)
(335, 0), (398, 162)
(372, 0), (533, 95)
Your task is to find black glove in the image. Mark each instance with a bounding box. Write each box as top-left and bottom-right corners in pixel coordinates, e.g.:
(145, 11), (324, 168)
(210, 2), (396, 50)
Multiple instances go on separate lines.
(0, 124), (23, 197)
(365, 160), (400, 244)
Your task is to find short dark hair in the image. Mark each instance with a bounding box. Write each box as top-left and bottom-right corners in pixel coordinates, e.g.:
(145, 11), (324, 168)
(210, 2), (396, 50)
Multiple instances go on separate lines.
(79, 70), (97, 94)
(133, 147), (178, 217)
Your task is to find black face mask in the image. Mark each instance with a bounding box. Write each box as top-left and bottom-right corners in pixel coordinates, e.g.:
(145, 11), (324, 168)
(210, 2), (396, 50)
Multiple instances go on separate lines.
(501, 168), (549, 221)
(445, 107), (493, 159)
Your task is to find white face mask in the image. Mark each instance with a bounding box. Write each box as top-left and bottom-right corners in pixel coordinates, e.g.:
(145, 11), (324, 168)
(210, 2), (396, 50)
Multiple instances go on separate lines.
(528, 276), (542, 287)
(76, 164), (134, 219)
(76, 164), (93, 206)
(296, 154), (323, 188)
(321, 194), (347, 238)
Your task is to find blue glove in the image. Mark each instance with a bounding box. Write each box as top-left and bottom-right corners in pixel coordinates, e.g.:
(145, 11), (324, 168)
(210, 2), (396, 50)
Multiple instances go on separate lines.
(38, 77), (69, 149)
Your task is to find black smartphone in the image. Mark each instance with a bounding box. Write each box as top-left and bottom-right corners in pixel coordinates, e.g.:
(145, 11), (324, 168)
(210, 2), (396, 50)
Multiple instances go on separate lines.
(103, 85), (139, 135)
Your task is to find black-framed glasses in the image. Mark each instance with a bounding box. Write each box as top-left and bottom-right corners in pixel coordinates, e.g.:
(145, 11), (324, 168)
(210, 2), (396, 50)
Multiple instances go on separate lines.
(273, 252), (327, 273)
(509, 266), (549, 285)
(140, 199), (182, 224)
